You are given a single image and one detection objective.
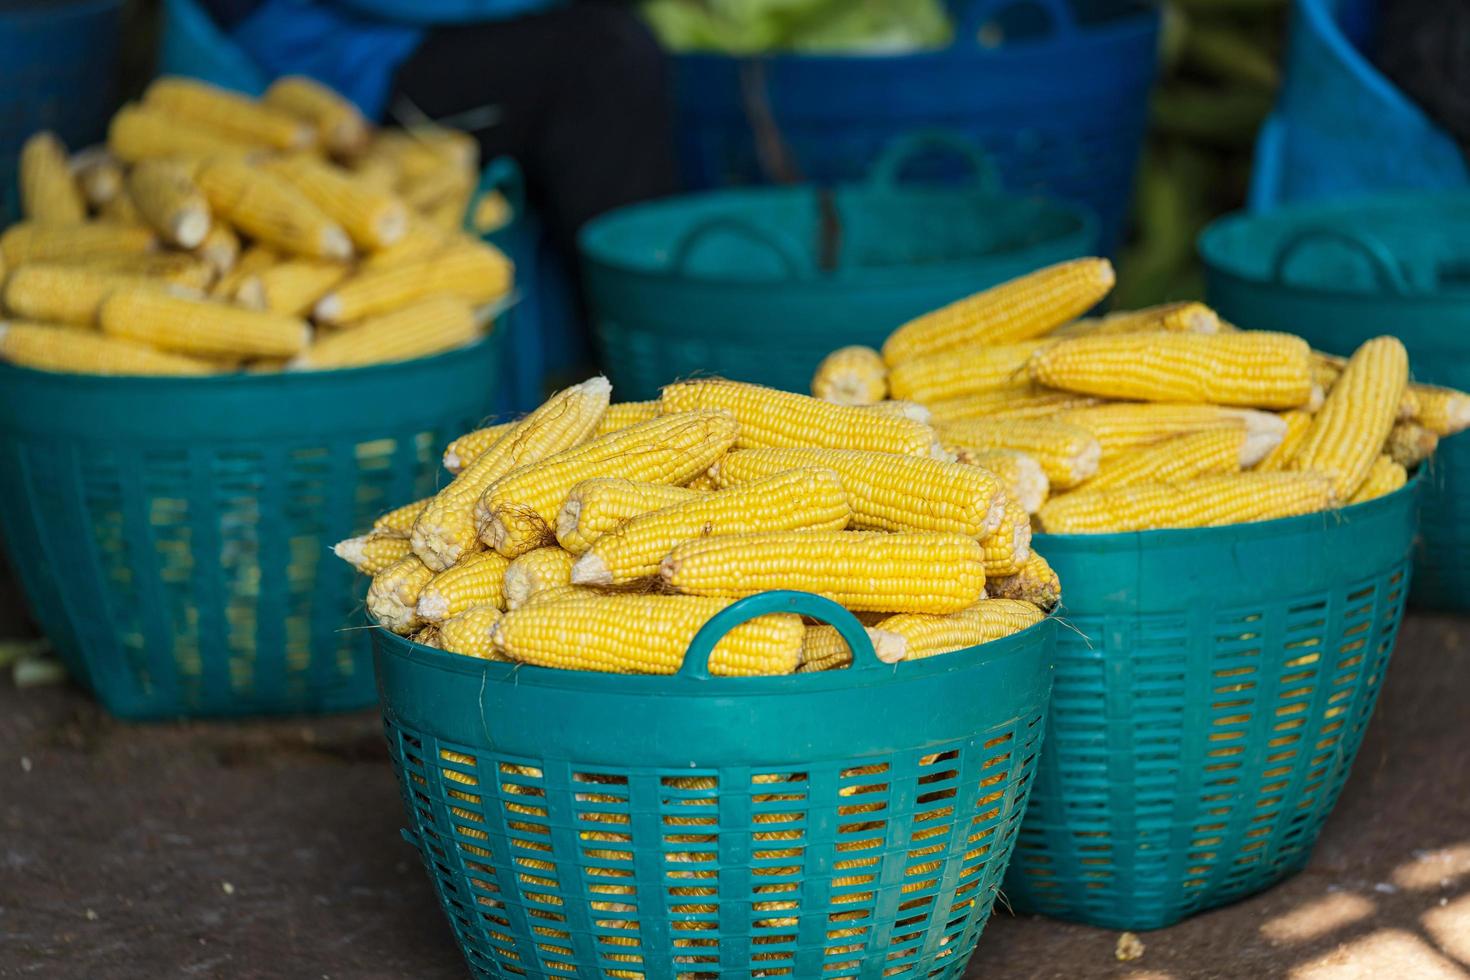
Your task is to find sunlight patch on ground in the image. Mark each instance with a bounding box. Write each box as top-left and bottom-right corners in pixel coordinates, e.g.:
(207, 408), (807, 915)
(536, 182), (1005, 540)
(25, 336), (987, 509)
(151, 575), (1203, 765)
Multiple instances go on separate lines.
(1289, 929), (1470, 980)
(1261, 892), (1376, 944)
(1392, 843), (1470, 892)
(1422, 893), (1470, 966)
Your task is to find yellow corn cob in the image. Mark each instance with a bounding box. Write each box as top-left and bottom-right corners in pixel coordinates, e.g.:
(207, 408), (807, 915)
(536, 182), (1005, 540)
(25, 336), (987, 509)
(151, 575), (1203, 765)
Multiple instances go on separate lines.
(951, 448), (1049, 513)
(1029, 331), (1314, 409)
(251, 259), (349, 316)
(887, 340), (1047, 404)
(197, 159), (351, 260)
(1050, 301), (1220, 337)
(1411, 384), (1470, 436)
(70, 147), (123, 207)
(19, 132), (85, 224)
(864, 399), (931, 423)
(490, 593), (802, 676)
(400, 164), (473, 212)
(1083, 427), (1253, 491)
(925, 384), (1102, 424)
(442, 422), (516, 473)
(572, 468), (852, 586)
(357, 220), (445, 272)
(262, 75), (369, 156)
(0, 322), (216, 375)
(1254, 410), (1315, 472)
(372, 497), (431, 537)
(210, 245), (277, 300)
(503, 547), (577, 609)
(595, 400), (662, 437)
(412, 376), (611, 570)
(555, 479), (702, 554)
(1386, 422), (1438, 469)
(265, 155), (408, 250)
(3, 264), (189, 327)
(1291, 336), (1409, 500)
(988, 551), (1061, 611)
(881, 258), (1115, 365)
(661, 531), (986, 613)
(313, 237), (512, 323)
(377, 127), (478, 181)
(0, 221), (154, 267)
(294, 296), (481, 370)
(710, 447), (1006, 539)
(100, 289), (308, 359)
(430, 605), (508, 661)
(471, 191), (513, 235)
(517, 584), (600, 609)
(417, 550), (512, 623)
(367, 554), (435, 634)
(422, 186), (473, 233)
(73, 251), (216, 291)
(145, 77), (315, 150)
(333, 533), (413, 574)
(685, 472), (718, 491)
(1056, 403), (1287, 460)
(1312, 350), (1418, 419)
(935, 418), (1101, 489)
(107, 103), (259, 163)
(98, 189), (142, 225)
(660, 379), (939, 457)
(193, 222), (240, 276)
(811, 345), (888, 405)
(1037, 472), (1337, 534)
(979, 492), (1031, 577)
(1349, 456), (1408, 504)
(479, 411), (741, 559)
(797, 624), (874, 672)
(127, 159), (212, 249)
(878, 600), (1045, 663)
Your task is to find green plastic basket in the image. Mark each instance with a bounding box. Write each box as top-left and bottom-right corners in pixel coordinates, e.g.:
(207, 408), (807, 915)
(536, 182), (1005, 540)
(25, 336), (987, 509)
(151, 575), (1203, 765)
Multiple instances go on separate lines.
(0, 336), (502, 719)
(1201, 192), (1470, 609)
(579, 134), (1098, 399)
(1001, 483), (1418, 931)
(374, 590), (1055, 980)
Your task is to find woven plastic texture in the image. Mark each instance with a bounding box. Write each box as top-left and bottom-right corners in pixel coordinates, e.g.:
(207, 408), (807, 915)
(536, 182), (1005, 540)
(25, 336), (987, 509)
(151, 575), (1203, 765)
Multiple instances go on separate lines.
(1201, 192), (1470, 609)
(0, 339), (502, 719)
(1249, 0), (1468, 211)
(581, 141), (1097, 399)
(374, 591), (1055, 979)
(0, 0), (124, 221)
(671, 0), (1157, 251)
(1003, 484), (1417, 930)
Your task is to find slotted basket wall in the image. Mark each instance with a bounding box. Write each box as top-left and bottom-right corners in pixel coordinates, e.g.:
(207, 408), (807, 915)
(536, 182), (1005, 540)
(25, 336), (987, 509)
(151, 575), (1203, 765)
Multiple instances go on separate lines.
(1002, 483), (1417, 930)
(374, 591), (1055, 979)
(0, 338), (502, 719)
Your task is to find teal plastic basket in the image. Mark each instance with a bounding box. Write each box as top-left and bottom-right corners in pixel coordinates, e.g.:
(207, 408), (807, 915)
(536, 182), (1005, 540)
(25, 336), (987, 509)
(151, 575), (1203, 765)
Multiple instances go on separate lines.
(0, 337), (503, 719)
(580, 134), (1098, 399)
(1200, 192), (1470, 609)
(374, 591), (1055, 979)
(1001, 483), (1418, 930)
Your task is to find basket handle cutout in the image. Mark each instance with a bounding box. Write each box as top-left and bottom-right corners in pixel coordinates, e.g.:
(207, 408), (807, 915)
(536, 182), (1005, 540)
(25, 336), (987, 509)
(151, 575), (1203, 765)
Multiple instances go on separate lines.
(953, 0), (1080, 43)
(1270, 226), (1413, 294)
(867, 130), (1002, 194)
(667, 216), (812, 278)
(680, 590), (882, 680)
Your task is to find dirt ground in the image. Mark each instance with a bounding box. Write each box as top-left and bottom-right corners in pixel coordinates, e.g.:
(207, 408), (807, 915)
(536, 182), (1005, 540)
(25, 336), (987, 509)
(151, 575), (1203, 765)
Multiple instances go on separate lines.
(2, 613), (1467, 980)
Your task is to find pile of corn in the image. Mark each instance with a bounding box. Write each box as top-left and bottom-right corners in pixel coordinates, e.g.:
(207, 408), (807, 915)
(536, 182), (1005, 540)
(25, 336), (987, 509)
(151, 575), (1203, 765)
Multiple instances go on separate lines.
(336, 376), (1056, 676)
(810, 257), (1470, 534)
(0, 76), (513, 376)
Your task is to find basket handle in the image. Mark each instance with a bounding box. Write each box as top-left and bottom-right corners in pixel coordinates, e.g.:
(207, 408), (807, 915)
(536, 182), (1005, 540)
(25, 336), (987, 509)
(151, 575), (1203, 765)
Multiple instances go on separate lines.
(952, 0), (1081, 42)
(680, 591), (882, 680)
(1270, 226), (1413, 295)
(463, 155), (525, 236)
(867, 131), (1002, 194)
(667, 217), (812, 279)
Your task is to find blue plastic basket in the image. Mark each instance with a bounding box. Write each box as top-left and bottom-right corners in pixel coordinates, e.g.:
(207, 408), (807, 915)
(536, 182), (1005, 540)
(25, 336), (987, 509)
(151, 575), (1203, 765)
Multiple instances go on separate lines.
(582, 133), (1098, 399)
(0, 0), (124, 220)
(1250, 0), (1469, 211)
(1200, 192), (1470, 609)
(1001, 485), (1417, 930)
(375, 591), (1055, 979)
(0, 339), (503, 719)
(672, 0), (1158, 251)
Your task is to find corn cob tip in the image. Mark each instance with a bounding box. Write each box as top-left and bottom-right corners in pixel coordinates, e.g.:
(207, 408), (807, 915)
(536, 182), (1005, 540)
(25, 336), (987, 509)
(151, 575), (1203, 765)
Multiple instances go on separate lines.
(580, 375), (613, 399)
(868, 400), (931, 424)
(332, 536), (366, 566)
(869, 627), (906, 665)
(323, 225), (352, 261)
(1232, 409), (1289, 465)
(313, 292), (342, 322)
(416, 590), (451, 623)
(1307, 383), (1325, 413)
(442, 449), (462, 472)
(570, 551), (612, 587)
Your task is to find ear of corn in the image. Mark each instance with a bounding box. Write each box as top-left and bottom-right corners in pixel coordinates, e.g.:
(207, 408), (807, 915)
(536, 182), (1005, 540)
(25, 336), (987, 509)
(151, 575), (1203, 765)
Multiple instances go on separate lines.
(99, 189), (143, 225)
(294, 295), (480, 370)
(432, 605), (508, 661)
(1349, 455), (1408, 504)
(100, 289), (309, 359)
(333, 533), (413, 574)
(797, 623), (881, 673)
(877, 600), (1045, 663)
(1050, 301), (1220, 337)
(71, 147), (124, 208)
(555, 479), (702, 554)
(1056, 402), (1286, 461)
(211, 245), (277, 300)
(661, 379), (941, 457)
(264, 155), (408, 250)
(887, 341), (1048, 404)
(193, 222), (241, 275)
(1313, 350), (1418, 419)
(252, 259), (349, 316)
(595, 401), (662, 437)
(19, 132), (86, 224)
(1411, 384), (1470, 436)
(1, 221), (155, 266)
(479, 410), (741, 559)
(443, 421), (516, 473)
(373, 497), (431, 536)
(1254, 410), (1315, 471)
(127, 159), (212, 249)
(107, 102), (259, 163)
(417, 550), (512, 623)
(1082, 427), (1251, 491)
(411, 376), (611, 571)
(0, 321), (216, 375)
(3, 264), (188, 327)
(936, 418), (1101, 489)
(864, 399), (931, 423)
(950, 448), (1049, 513)
(811, 345), (889, 405)
(1386, 422), (1438, 468)
(357, 221), (445, 272)
(1037, 472), (1337, 534)
(1290, 336), (1409, 500)
(197, 158), (351, 260)
(366, 554), (435, 635)
(925, 384), (1102, 424)
(988, 551), (1061, 611)
(1029, 331), (1314, 409)
(313, 237), (511, 323)
(660, 530), (987, 614)
(573, 467), (852, 586)
(145, 76), (315, 150)
(982, 491), (1032, 577)
(262, 75), (369, 156)
(73, 251), (215, 291)
(881, 257), (1115, 365)
(490, 593), (802, 676)
(503, 547), (577, 609)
